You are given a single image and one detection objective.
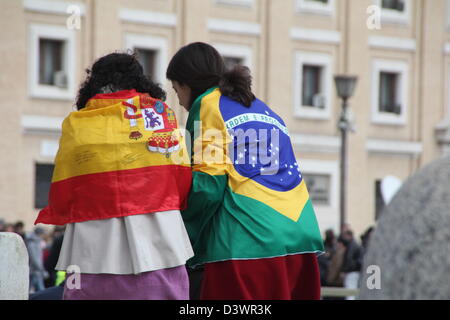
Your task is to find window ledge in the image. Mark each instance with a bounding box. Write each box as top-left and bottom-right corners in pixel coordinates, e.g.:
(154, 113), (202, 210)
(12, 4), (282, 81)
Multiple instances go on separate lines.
(215, 0), (253, 8)
(366, 139), (423, 156)
(296, 0), (335, 16)
(22, 115), (64, 135)
(291, 133), (341, 154)
(29, 85), (75, 101)
(376, 0), (411, 25)
(294, 109), (332, 120)
(371, 114), (407, 126)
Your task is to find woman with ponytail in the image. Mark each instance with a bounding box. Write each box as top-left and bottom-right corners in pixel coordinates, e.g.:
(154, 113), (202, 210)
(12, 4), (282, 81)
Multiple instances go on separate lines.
(167, 42), (324, 300)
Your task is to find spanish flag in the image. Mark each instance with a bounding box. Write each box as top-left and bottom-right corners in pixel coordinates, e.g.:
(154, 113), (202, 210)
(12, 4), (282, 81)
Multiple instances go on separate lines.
(182, 87), (324, 268)
(35, 90), (192, 226)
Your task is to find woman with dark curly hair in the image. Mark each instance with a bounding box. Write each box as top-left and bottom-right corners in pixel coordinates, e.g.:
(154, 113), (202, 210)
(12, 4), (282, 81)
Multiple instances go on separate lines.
(75, 52), (167, 109)
(36, 52), (194, 300)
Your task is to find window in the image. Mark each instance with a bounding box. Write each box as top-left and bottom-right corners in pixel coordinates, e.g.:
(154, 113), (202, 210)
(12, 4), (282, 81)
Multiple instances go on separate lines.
(302, 65), (324, 108)
(213, 43), (253, 70)
(299, 159), (339, 232)
(35, 163), (54, 209)
(376, 0), (410, 24)
(223, 56), (244, 70)
(371, 59), (408, 125)
(125, 34), (168, 85)
(296, 0), (335, 15)
(135, 48), (157, 81)
(29, 24), (76, 100)
(436, 65), (450, 155)
(375, 180), (385, 220)
(303, 173), (331, 206)
(294, 52), (333, 119)
(381, 0), (405, 11)
(379, 72), (401, 114)
(39, 39), (65, 87)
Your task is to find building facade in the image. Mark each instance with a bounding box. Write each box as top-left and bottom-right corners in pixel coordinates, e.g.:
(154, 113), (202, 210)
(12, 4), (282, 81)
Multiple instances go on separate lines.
(1, 0), (449, 236)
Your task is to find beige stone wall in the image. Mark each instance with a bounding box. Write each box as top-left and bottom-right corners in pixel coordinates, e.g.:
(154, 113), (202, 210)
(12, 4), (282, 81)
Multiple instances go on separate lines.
(0, 1), (26, 226)
(0, 0), (448, 239)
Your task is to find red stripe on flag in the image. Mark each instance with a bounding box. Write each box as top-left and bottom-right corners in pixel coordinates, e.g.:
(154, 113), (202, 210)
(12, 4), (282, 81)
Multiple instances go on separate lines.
(35, 165), (192, 226)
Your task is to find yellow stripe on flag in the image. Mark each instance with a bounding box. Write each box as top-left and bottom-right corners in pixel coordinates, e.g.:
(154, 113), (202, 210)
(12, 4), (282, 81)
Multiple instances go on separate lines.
(52, 98), (190, 182)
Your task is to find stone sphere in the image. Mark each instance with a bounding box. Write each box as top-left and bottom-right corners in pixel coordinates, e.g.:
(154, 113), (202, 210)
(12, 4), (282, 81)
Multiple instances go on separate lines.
(359, 157), (450, 300)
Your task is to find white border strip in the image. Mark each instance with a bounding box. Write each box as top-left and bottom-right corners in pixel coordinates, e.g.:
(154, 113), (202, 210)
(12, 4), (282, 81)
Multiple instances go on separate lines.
(23, 0), (86, 16)
(22, 115), (64, 134)
(368, 36), (416, 52)
(296, 0), (335, 16)
(208, 18), (261, 36)
(215, 0), (253, 7)
(291, 28), (341, 45)
(366, 139), (423, 155)
(291, 134), (341, 154)
(119, 8), (177, 28)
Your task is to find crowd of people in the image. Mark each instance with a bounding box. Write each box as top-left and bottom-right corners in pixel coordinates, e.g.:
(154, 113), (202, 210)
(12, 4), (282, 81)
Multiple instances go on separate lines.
(2, 217), (374, 299)
(317, 224), (374, 300)
(0, 219), (65, 295)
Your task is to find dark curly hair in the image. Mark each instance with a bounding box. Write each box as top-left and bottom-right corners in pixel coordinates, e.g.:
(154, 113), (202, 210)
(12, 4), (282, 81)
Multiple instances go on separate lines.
(76, 52), (166, 110)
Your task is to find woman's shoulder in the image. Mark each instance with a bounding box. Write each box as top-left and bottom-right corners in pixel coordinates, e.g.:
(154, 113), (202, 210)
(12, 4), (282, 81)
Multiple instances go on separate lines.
(197, 88), (223, 119)
(199, 87), (222, 107)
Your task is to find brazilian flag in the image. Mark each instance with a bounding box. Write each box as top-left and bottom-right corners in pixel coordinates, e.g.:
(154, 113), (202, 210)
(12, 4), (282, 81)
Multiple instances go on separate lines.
(183, 87), (324, 268)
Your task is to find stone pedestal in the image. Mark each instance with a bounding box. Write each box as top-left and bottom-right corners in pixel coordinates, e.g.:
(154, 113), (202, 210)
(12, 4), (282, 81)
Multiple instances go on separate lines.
(359, 157), (450, 300)
(0, 232), (29, 300)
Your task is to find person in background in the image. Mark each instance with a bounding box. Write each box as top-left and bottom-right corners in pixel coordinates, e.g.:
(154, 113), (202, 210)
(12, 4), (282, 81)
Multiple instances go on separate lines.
(324, 229), (337, 256)
(25, 227), (49, 293)
(44, 226), (66, 288)
(318, 229), (337, 287)
(360, 226), (374, 258)
(14, 221), (26, 240)
(29, 226), (67, 299)
(0, 218), (6, 232)
(29, 281), (65, 300)
(340, 229), (363, 300)
(5, 223), (14, 233)
(326, 236), (346, 289)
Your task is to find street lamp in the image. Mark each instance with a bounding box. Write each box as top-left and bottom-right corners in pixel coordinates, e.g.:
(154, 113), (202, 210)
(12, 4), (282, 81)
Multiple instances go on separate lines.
(334, 75), (358, 233)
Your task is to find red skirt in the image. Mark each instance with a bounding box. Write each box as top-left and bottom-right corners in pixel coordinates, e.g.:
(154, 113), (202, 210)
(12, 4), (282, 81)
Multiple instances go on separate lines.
(200, 253), (321, 300)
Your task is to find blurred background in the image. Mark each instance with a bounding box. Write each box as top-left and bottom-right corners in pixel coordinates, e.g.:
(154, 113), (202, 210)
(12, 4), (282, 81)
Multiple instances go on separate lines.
(0, 0), (449, 250)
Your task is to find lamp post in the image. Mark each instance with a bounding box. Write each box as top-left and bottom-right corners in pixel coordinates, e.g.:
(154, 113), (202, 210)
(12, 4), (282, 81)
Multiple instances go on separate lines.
(334, 75), (358, 233)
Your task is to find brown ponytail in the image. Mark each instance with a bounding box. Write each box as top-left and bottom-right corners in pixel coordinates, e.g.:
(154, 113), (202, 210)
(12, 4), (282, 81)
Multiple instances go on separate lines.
(219, 65), (255, 107)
